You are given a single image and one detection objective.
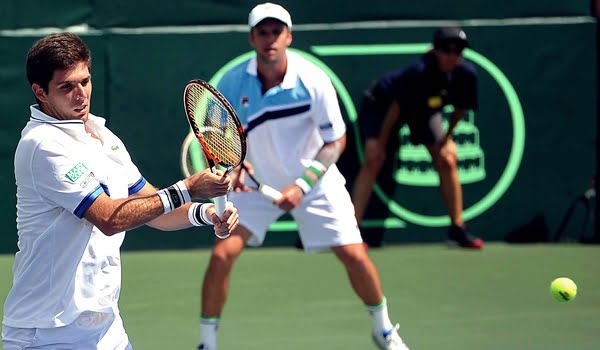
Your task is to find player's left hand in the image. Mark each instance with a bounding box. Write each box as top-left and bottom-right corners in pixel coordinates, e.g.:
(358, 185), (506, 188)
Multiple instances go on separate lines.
(274, 184), (304, 212)
(207, 203), (239, 237)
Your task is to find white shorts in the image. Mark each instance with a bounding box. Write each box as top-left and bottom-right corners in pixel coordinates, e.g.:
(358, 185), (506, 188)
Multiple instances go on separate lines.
(229, 181), (363, 253)
(2, 311), (131, 350)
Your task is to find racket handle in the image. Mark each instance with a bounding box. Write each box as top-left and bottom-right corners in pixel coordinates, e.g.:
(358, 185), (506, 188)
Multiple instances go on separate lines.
(259, 185), (283, 202)
(213, 194), (230, 240)
(214, 194), (227, 217)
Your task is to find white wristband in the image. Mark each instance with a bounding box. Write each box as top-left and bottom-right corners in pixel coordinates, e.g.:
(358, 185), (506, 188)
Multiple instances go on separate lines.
(157, 180), (191, 214)
(295, 177), (312, 195)
(200, 202), (213, 225)
(188, 203), (213, 226)
(176, 180), (192, 203)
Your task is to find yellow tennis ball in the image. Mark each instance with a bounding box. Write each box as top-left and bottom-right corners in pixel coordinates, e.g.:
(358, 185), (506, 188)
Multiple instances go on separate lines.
(550, 277), (577, 302)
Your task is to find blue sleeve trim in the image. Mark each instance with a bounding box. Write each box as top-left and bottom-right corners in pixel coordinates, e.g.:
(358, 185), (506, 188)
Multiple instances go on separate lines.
(74, 185), (105, 218)
(100, 184), (110, 197)
(128, 176), (147, 195)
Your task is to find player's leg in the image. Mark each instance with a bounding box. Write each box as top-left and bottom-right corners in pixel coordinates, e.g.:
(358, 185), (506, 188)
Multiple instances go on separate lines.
(330, 243), (382, 304)
(294, 184), (409, 349)
(199, 225), (252, 350)
(331, 244), (407, 350)
(201, 227), (251, 316)
(199, 190), (283, 349)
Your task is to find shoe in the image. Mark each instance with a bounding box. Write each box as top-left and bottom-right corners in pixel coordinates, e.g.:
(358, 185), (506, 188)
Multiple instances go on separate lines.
(197, 344), (214, 350)
(447, 224), (484, 249)
(371, 324), (409, 350)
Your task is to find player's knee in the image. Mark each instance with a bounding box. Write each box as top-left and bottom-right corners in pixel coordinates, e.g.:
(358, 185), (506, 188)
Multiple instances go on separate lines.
(210, 246), (241, 267)
(336, 246), (370, 269)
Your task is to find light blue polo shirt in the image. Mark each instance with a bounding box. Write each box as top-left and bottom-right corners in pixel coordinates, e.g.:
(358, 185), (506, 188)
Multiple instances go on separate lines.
(217, 51), (346, 192)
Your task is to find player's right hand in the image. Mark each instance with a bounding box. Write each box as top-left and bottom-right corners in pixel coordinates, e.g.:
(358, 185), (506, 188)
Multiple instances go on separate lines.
(184, 169), (230, 199)
(274, 183), (304, 212)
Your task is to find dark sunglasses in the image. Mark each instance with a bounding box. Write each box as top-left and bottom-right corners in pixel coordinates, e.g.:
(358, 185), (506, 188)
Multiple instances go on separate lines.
(438, 45), (464, 55)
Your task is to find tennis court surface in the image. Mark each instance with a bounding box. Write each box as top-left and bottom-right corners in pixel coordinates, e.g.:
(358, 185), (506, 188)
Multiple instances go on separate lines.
(1, 243), (598, 349)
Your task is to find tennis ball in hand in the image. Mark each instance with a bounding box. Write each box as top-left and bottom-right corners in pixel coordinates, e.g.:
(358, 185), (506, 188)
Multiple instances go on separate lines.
(550, 277), (577, 302)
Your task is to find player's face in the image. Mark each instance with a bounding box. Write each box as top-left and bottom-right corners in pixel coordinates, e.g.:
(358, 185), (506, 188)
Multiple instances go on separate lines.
(434, 44), (464, 73)
(33, 62), (92, 122)
(249, 19), (292, 64)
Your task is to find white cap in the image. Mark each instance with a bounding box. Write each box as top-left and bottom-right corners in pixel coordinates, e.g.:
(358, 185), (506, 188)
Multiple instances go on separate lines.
(248, 2), (292, 29)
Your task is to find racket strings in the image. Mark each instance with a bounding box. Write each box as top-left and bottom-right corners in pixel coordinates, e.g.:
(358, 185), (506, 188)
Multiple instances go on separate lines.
(186, 86), (243, 168)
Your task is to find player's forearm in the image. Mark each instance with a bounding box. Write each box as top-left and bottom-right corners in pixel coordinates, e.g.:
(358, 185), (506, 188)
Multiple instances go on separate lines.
(89, 194), (169, 235)
(315, 134), (346, 168)
(88, 181), (200, 235)
(93, 197), (215, 234)
(294, 134), (346, 194)
(147, 202), (194, 231)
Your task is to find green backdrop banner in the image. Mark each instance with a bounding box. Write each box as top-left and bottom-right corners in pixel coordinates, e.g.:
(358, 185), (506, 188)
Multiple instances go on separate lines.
(0, 21), (596, 252)
(0, 1), (594, 30)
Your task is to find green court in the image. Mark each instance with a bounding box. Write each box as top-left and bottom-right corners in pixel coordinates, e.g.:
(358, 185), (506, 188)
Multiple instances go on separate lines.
(1, 243), (599, 349)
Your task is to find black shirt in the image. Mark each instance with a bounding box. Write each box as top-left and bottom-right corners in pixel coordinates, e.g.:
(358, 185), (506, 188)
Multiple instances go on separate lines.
(373, 52), (477, 120)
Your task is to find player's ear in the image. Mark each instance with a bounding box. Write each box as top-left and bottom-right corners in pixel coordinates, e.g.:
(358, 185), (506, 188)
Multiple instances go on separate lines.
(286, 29), (292, 46)
(32, 83), (48, 103)
(248, 30), (257, 48)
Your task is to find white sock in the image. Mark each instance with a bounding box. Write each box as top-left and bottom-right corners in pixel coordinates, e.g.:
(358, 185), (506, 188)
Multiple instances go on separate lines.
(199, 317), (220, 348)
(367, 297), (394, 333)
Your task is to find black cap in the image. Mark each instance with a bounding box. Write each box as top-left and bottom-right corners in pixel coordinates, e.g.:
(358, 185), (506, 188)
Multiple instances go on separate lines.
(433, 27), (469, 49)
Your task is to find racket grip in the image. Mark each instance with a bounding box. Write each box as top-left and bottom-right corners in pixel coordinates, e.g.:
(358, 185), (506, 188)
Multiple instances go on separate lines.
(259, 185), (283, 201)
(213, 194), (230, 240)
(214, 194), (227, 217)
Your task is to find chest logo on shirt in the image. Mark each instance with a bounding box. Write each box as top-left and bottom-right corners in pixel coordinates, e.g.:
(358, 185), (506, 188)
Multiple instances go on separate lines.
(65, 162), (89, 182)
(427, 95), (443, 109)
(111, 145), (120, 151)
(241, 96), (249, 108)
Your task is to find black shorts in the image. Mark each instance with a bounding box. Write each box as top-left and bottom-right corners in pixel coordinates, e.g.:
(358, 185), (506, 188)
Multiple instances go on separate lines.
(403, 111), (445, 145)
(358, 89), (388, 140)
(358, 89), (444, 146)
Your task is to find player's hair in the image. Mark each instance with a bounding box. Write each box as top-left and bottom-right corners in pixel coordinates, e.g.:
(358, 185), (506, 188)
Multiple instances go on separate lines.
(26, 33), (92, 92)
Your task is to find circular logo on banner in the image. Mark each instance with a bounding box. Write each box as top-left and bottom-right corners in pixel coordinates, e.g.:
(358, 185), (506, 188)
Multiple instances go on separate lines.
(202, 45), (524, 228)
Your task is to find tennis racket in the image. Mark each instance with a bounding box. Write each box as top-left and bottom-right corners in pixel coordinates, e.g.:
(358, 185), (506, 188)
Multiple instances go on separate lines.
(241, 163), (283, 202)
(180, 133), (282, 202)
(183, 79), (246, 234)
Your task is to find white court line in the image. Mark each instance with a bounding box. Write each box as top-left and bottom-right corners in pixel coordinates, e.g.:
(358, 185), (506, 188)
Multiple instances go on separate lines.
(1, 16), (595, 37)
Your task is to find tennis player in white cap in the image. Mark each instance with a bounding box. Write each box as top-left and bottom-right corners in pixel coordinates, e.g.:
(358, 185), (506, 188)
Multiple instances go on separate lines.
(197, 3), (409, 350)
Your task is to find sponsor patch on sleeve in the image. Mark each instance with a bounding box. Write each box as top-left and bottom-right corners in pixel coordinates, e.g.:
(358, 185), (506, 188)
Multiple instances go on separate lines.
(65, 162), (90, 182)
(319, 122), (333, 130)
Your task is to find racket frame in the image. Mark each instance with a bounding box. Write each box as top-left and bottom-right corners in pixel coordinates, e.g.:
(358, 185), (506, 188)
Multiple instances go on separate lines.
(183, 79), (247, 238)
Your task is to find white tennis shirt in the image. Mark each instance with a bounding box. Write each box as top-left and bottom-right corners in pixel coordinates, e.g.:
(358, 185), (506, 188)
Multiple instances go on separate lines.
(3, 105), (146, 328)
(217, 51), (347, 193)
